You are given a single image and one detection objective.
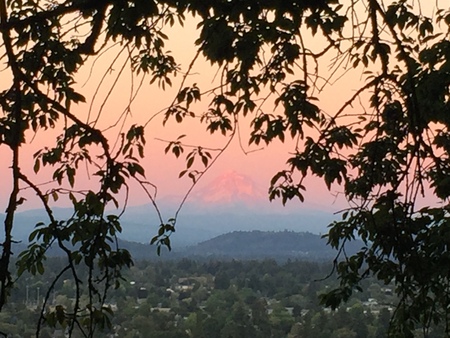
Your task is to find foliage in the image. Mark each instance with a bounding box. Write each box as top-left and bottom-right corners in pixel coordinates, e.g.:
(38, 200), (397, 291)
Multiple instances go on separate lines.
(6, 257), (407, 338)
(0, 0), (450, 337)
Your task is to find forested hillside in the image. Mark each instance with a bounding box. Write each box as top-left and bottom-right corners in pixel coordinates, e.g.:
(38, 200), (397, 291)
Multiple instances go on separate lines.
(185, 230), (363, 259)
(1, 257), (411, 337)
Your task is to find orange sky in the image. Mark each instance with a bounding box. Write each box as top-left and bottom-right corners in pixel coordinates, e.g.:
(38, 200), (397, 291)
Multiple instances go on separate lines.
(3, 3), (439, 213)
(0, 12), (365, 213)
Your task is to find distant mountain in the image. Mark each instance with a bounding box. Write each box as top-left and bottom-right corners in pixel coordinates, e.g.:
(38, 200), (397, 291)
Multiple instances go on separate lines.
(104, 171), (338, 245)
(189, 170), (266, 206)
(0, 207), (74, 243)
(177, 170), (339, 216)
(183, 230), (363, 260)
(7, 231), (363, 262)
(0, 171), (340, 246)
(1, 205), (336, 247)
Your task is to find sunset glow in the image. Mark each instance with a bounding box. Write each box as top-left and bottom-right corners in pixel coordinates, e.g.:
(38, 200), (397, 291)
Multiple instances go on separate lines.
(0, 14), (358, 212)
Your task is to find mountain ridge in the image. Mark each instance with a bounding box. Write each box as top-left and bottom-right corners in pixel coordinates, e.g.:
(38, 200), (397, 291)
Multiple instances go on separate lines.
(1, 171), (338, 246)
(8, 230), (360, 262)
(183, 230), (362, 260)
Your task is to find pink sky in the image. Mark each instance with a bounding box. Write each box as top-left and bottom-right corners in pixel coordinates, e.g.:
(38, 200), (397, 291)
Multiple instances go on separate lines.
(3, 6), (438, 213)
(0, 14), (364, 213)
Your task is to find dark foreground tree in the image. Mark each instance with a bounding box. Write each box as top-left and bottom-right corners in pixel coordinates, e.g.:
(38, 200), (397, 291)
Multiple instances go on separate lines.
(0, 0), (449, 336)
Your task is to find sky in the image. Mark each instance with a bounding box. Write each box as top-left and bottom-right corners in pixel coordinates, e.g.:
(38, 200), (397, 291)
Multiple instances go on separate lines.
(0, 10), (365, 214)
(1, 2), (439, 214)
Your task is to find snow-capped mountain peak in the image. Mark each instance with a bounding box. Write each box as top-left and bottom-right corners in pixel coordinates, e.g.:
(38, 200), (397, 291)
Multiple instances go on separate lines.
(190, 170), (267, 205)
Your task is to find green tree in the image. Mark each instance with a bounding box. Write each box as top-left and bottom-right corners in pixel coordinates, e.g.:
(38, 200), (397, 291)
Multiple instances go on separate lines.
(250, 298), (271, 338)
(335, 327), (357, 338)
(220, 301), (255, 338)
(270, 303), (295, 337)
(214, 270), (231, 290)
(348, 304), (369, 338)
(376, 307), (391, 338)
(184, 311), (206, 338)
(0, 0), (449, 337)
